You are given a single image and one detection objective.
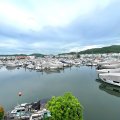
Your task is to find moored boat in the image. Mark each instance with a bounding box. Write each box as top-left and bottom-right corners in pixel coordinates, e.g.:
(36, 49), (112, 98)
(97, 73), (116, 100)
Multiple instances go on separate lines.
(97, 68), (120, 74)
(99, 73), (120, 86)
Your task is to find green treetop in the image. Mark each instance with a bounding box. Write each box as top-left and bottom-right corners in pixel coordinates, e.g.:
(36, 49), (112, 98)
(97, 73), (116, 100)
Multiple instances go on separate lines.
(46, 92), (83, 120)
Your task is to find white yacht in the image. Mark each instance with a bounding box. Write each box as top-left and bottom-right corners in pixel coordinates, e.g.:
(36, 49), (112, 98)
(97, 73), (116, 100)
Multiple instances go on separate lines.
(30, 109), (51, 120)
(97, 68), (120, 74)
(6, 61), (17, 67)
(101, 63), (120, 69)
(26, 64), (35, 69)
(35, 65), (42, 70)
(99, 73), (120, 86)
(11, 107), (25, 114)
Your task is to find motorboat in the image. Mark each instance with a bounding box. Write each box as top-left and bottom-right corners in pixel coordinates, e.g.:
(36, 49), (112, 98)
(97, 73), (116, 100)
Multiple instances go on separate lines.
(10, 106), (26, 119)
(99, 73), (120, 86)
(101, 63), (120, 69)
(97, 68), (120, 74)
(11, 107), (26, 114)
(6, 61), (17, 68)
(10, 103), (31, 119)
(97, 61), (120, 66)
(26, 64), (35, 69)
(30, 109), (51, 120)
(97, 61), (120, 69)
(29, 113), (43, 120)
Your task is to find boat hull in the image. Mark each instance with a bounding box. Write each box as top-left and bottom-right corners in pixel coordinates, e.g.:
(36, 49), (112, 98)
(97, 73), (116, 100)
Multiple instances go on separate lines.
(99, 73), (120, 87)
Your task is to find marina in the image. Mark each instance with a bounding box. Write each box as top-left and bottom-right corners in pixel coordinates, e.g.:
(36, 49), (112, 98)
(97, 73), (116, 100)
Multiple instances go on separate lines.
(0, 54), (120, 120)
(0, 0), (120, 119)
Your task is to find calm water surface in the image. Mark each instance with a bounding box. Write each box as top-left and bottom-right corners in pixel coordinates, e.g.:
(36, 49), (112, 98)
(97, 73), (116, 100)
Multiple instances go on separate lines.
(0, 66), (120, 120)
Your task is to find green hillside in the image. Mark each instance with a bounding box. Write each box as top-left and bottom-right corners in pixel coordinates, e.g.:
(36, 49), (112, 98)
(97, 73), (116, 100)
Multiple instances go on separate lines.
(0, 53), (45, 57)
(30, 53), (45, 57)
(58, 45), (120, 55)
(79, 45), (120, 54)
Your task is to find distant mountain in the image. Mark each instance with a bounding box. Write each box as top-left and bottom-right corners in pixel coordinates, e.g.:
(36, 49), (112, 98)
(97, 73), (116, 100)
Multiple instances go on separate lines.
(0, 45), (120, 57)
(58, 52), (76, 55)
(79, 45), (120, 54)
(59, 45), (120, 55)
(0, 54), (27, 56)
(29, 53), (45, 57)
(0, 53), (45, 57)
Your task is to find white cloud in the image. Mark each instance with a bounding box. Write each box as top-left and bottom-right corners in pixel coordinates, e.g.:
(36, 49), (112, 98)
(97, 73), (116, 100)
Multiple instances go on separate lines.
(68, 45), (104, 52)
(0, 0), (118, 54)
(30, 41), (64, 50)
(80, 45), (103, 51)
(68, 47), (82, 53)
(30, 42), (49, 49)
(0, 39), (21, 48)
(0, 1), (37, 31)
(0, 0), (113, 32)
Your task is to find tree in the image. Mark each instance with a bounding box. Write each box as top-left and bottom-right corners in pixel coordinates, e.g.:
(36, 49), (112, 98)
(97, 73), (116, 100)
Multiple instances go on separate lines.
(46, 93), (83, 120)
(0, 106), (4, 120)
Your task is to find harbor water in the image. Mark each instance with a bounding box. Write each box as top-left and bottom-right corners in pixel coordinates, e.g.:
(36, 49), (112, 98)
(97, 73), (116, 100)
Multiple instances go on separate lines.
(0, 66), (120, 120)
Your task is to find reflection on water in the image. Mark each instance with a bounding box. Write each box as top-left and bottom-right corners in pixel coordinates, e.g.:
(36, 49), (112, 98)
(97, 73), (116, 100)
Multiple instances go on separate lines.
(1, 66), (120, 120)
(96, 79), (120, 97)
(5, 66), (63, 74)
(6, 66), (17, 71)
(44, 69), (61, 74)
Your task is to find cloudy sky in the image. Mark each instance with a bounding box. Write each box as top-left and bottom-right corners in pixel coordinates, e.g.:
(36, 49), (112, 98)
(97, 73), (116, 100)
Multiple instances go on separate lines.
(0, 0), (120, 54)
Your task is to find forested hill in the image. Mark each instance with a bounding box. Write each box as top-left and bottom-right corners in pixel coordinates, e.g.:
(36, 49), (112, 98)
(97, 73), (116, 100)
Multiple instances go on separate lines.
(79, 45), (120, 54)
(29, 53), (45, 57)
(0, 53), (45, 57)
